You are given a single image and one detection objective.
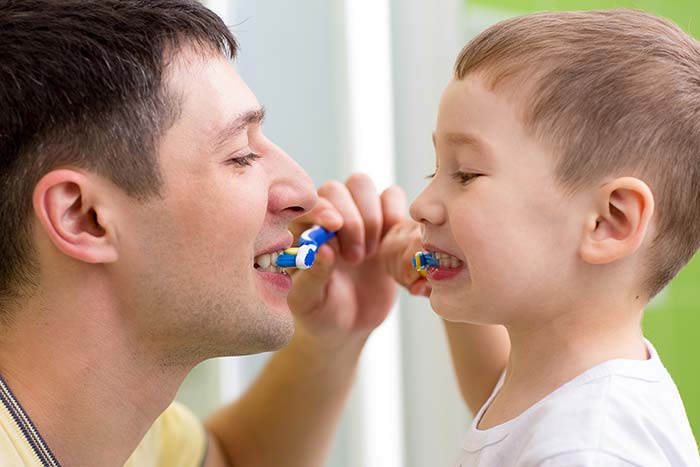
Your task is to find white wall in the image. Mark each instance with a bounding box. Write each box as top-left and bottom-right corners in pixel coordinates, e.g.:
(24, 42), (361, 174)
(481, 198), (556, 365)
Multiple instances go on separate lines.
(390, 1), (473, 465)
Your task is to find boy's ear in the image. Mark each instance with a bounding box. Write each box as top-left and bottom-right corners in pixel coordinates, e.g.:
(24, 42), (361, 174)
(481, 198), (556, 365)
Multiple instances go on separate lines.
(579, 177), (654, 265)
(32, 169), (118, 264)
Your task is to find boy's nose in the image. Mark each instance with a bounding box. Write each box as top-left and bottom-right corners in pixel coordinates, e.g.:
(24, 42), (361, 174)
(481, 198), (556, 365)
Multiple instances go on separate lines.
(268, 150), (318, 220)
(410, 185), (445, 226)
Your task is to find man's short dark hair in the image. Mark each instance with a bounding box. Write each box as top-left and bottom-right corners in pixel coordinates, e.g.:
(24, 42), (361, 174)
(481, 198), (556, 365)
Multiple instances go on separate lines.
(0, 0), (238, 311)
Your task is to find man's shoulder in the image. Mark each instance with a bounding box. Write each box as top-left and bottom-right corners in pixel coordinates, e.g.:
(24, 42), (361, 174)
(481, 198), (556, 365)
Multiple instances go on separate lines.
(0, 398), (43, 466)
(124, 402), (208, 467)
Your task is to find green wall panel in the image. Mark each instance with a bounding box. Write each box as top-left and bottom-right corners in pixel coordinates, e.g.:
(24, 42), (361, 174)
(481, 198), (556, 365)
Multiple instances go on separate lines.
(464, 0), (700, 443)
(467, 0), (700, 37)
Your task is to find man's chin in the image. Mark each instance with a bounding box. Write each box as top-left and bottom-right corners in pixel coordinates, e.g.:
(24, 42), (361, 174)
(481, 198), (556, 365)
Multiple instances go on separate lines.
(266, 324), (295, 351)
(243, 312), (295, 355)
(210, 314), (294, 358)
(252, 299), (296, 349)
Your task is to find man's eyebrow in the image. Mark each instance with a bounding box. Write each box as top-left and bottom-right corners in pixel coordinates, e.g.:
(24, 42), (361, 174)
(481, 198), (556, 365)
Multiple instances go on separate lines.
(213, 107), (266, 148)
(433, 131), (492, 157)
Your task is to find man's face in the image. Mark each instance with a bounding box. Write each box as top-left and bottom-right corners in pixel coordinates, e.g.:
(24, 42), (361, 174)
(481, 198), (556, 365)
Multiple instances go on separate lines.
(113, 48), (316, 359)
(410, 75), (588, 326)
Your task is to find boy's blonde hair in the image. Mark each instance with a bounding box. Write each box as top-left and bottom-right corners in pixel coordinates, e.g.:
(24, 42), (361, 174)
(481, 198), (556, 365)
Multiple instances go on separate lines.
(455, 9), (700, 297)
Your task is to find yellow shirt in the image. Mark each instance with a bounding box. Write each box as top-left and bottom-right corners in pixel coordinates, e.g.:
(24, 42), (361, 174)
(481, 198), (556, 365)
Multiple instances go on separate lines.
(124, 402), (207, 467)
(0, 374), (207, 467)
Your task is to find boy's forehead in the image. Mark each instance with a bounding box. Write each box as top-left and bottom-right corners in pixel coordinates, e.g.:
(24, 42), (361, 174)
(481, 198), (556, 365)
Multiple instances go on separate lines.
(431, 129), (493, 160)
(442, 73), (532, 116)
(434, 75), (556, 171)
(436, 77), (520, 144)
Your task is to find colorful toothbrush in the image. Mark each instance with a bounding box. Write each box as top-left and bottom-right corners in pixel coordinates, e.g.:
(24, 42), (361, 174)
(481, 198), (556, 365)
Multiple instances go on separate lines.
(275, 226), (337, 269)
(412, 251), (439, 277)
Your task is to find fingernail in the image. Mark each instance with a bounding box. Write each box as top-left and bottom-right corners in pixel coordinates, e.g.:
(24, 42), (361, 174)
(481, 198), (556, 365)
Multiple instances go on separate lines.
(322, 211), (342, 226)
(420, 284), (431, 297)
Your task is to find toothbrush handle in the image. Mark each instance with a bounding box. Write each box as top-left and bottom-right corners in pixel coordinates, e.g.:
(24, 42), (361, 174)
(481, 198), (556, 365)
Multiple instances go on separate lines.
(299, 226), (336, 247)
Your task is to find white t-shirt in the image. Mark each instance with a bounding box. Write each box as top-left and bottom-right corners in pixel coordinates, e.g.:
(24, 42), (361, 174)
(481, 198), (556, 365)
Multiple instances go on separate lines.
(455, 339), (700, 467)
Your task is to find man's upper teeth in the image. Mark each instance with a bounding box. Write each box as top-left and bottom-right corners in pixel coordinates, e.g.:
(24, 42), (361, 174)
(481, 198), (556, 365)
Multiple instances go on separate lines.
(255, 250), (285, 267)
(257, 254), (271, 268)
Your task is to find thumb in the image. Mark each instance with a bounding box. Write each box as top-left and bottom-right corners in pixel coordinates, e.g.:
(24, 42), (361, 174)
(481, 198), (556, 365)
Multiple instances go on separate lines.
(288, 244), (336, 316)
(408, 278), (431, 297)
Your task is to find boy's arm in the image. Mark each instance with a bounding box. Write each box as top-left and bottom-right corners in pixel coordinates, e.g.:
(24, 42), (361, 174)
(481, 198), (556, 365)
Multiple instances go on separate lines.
(380, 219), (510, 414)
(204, 176), (406, 467)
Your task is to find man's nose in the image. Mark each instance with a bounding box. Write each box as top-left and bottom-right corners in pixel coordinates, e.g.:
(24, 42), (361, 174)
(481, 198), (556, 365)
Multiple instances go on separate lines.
(268, 151), (318, 219)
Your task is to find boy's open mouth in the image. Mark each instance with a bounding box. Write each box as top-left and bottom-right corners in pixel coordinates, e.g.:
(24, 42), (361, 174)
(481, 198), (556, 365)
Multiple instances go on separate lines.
(428, 251), (464, 269)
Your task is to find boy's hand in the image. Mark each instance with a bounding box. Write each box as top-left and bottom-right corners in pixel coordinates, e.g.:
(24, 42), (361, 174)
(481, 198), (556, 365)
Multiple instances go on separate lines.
(286, 174), (406, 347)
(379, 219), (431, 297)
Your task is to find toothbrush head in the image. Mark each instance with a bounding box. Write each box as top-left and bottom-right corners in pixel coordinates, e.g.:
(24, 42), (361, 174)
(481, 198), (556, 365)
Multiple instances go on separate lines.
(276, 244), (317, 269)
(273, 226), (337, 270)
(275, 253), (298, 268)
(412, 251), (439, 271)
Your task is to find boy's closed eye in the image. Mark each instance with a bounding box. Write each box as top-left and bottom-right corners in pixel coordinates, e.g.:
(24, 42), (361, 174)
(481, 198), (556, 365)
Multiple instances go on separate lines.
(424, 170), (482, 186)
(451, 171), (481, 185)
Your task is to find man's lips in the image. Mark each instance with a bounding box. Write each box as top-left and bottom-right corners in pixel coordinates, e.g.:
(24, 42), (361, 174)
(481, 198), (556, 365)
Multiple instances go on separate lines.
(253, 233), (295, 273)
(256, 270), (293, 290)
(254, 233), (295, 258)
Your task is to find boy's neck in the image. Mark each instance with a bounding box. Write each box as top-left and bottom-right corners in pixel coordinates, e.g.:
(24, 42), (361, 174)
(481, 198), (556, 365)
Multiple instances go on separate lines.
(479, 305), (647, 430)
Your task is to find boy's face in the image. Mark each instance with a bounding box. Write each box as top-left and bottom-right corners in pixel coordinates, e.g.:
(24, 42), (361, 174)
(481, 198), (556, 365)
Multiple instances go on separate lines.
(410, 75), (588, 325)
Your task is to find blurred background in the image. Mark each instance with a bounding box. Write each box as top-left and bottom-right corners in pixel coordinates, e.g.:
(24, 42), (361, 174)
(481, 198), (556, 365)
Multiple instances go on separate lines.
(177, 1), (700, 466)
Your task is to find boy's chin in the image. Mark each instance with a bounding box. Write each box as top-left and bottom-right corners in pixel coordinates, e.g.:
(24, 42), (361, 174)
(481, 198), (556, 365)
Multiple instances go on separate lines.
(430, 296), (487, 324)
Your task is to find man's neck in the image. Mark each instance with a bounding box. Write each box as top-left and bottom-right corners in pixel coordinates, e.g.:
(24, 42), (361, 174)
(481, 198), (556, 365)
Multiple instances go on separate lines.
(478, 302), (647, 430)
(0, 288), (193, 467)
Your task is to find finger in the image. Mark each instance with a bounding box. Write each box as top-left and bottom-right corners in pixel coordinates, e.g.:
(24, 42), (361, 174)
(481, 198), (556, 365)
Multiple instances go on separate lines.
(380, 185), (408, 237)
(346, 173), (382, 257)
(400, 250), (424, 287)
(408, 278), (431, 297)
(401, 226), (425, 286)
(377, 219), (420, 287)
(318, 180), (365, 263)
(288, 245), (336, 316)
(289, 197), (344, 239)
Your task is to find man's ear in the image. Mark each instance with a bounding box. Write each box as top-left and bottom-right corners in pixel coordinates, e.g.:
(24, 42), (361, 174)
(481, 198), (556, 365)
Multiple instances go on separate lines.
(32, 169), (118, 264)
(579, 177), (654, 265)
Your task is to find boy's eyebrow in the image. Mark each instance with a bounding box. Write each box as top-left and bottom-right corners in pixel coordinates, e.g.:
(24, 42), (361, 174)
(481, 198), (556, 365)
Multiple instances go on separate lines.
(434, 131), (493, 157)
(212, 107), (266, 148)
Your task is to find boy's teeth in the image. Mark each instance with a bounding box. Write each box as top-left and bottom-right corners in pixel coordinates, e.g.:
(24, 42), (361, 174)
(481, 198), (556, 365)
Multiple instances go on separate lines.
(431, 251), (463, 268)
